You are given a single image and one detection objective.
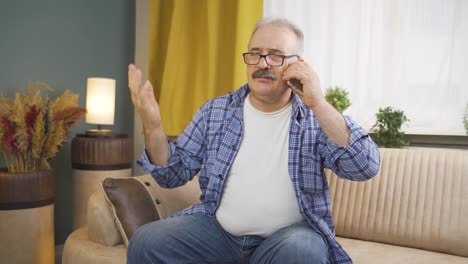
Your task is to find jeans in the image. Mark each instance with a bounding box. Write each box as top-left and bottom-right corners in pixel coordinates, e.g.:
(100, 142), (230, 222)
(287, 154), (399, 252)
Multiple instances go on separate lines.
(127, 215), (329, 264)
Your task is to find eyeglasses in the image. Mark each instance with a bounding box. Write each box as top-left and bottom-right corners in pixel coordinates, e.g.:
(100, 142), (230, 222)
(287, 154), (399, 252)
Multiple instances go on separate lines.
(242, 52), (300, 67)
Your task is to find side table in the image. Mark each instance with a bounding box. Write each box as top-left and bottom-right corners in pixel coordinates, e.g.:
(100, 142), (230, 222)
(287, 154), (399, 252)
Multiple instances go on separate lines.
(71, 133), (132, 229)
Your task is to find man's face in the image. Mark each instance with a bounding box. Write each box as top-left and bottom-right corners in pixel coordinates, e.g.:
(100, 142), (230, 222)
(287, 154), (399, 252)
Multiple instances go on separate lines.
(246, 25), (300, 99)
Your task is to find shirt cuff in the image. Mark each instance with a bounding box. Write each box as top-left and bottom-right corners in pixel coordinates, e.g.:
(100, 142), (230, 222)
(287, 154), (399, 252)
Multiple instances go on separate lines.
(322, 115), (370, 167)
(136, 137), (179, 178)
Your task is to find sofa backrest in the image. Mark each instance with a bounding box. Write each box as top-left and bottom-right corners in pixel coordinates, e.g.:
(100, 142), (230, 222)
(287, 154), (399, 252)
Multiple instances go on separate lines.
(150, 176), (202, 219)
(326, 147), (468, 257)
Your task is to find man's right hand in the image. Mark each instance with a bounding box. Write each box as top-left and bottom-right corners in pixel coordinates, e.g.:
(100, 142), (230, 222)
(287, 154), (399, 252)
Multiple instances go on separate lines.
(128, 64), (162, 131)
(128, 64), (169, 166)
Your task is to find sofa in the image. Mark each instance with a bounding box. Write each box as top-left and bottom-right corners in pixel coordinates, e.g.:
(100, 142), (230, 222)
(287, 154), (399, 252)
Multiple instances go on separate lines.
(63, 147), (468, 263)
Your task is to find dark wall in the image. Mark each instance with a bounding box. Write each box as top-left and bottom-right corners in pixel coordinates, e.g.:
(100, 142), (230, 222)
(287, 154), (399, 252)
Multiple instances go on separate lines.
(0, 0), (135, 244)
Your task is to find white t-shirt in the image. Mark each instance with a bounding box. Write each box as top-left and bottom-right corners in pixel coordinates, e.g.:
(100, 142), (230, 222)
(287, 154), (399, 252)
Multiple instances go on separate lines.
(216, 95), (304, 237)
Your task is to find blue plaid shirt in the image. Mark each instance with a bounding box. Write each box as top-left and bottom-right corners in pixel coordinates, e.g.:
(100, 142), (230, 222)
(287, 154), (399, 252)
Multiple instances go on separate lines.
(138, 84), (380, 263)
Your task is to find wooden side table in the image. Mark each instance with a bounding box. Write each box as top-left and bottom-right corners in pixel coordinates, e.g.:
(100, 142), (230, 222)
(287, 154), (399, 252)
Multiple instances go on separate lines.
(71, 133), (132, 229)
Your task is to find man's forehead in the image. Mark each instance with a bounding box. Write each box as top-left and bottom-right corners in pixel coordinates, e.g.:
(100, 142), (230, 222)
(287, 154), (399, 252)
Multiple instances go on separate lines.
(249, 47), (285, 53)
(248, 25), (298, 53)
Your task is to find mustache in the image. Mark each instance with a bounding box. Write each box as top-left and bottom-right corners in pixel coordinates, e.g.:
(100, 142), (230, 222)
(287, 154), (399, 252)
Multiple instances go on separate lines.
(252, 69), (277, 80)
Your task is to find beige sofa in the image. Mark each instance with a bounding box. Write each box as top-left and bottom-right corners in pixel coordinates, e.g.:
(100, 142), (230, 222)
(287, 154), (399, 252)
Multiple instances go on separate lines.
(63, 147), (468, 264)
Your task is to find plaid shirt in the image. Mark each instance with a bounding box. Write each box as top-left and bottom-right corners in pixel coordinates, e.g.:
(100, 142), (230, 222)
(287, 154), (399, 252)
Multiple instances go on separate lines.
(138, 84), (380, 263)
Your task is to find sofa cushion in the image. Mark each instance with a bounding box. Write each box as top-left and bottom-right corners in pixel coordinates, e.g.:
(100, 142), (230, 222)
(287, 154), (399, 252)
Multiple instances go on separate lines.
(337, 237), (468, 264)
(101, 175), (160, 246)
(87, 191), (123, 246)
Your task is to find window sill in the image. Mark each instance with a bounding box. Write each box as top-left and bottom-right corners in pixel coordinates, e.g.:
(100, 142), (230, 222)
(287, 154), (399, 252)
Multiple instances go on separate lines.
(368, 132), (468, 149)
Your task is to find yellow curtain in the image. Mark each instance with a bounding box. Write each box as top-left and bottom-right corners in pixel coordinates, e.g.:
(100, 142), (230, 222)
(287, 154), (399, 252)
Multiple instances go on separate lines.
(148, 0), (263, 136)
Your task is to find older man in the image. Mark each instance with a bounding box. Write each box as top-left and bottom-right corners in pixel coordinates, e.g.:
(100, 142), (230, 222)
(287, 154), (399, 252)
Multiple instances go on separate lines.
(127, 17), (380, 264)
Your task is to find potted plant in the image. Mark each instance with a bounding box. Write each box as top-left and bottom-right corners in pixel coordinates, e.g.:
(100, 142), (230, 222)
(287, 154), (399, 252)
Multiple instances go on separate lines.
(370, 106), (409, 148)
(325, 86), (351, 113)
(0, 81), (86, 264)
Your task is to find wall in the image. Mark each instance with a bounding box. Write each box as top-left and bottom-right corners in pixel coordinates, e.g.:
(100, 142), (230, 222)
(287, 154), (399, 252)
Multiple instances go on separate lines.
(133, 0), (149, 176)
(0, 0), (135, 244)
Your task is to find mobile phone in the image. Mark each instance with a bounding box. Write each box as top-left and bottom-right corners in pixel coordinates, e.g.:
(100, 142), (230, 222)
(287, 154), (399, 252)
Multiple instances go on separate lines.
(287, 79), (303, 95)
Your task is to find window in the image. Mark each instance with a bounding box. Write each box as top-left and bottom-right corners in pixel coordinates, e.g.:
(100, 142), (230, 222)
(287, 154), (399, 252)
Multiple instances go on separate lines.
(265, 0), (468, 135)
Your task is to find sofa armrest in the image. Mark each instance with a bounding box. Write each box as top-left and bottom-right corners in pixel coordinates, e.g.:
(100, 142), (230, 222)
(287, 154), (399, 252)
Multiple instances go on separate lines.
(63, 227), (126, 264)
(87, 190), (123, 246)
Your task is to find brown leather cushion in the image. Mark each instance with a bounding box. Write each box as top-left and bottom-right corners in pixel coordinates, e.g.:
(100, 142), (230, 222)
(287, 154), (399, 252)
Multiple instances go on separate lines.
(101, 175), (160, 246)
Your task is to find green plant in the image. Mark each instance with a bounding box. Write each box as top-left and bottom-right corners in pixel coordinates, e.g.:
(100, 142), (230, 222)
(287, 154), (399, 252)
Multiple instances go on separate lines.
(325, 86), (351, 112)
(0, 82), (86, 172)
(464, 103), (468, 135)
(370, 107), (410, 148)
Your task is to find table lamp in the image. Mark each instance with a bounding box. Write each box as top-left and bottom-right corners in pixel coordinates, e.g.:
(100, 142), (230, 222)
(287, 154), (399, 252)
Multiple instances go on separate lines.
(71, 77), (132, 229)
(85, 77), (116, 135)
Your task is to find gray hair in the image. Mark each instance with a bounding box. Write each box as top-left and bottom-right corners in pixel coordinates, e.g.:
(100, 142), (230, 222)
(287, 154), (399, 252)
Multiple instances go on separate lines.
(249, 17), (304, 54)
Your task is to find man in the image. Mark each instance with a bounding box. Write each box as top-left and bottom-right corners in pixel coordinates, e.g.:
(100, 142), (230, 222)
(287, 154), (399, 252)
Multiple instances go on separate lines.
(127, 18), (380, 264)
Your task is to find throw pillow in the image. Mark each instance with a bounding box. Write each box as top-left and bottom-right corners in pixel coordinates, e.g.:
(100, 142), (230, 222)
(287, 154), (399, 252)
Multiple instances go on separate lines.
(101, 175), (160, 246)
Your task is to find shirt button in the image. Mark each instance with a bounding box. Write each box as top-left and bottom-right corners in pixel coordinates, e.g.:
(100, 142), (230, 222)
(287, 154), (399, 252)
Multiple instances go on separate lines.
(218, 174), (223, 178)
(231, 144), (236, 150)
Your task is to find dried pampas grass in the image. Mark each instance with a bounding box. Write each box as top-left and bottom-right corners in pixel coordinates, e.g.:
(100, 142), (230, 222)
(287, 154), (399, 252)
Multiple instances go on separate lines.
(0, 81), (86, 172)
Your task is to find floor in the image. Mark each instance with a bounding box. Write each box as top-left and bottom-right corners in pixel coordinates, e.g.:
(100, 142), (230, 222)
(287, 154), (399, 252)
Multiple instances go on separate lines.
(55, 244), (63, 264)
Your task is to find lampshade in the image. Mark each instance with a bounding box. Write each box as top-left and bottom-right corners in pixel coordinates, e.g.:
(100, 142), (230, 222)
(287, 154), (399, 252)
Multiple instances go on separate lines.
(85, 77), (116, 125)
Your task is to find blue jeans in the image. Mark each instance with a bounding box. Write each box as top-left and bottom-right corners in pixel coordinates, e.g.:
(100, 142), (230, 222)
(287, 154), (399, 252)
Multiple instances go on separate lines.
(127, 215), (329, 264)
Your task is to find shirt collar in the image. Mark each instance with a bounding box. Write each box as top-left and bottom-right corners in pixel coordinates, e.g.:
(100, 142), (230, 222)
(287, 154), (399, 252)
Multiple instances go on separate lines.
(229, 84), (250, 108)
(291, 93), (310, 121)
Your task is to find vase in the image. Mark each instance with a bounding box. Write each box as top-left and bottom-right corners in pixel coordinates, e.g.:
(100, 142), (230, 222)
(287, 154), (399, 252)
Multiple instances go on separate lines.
(0, 169), (55, 264)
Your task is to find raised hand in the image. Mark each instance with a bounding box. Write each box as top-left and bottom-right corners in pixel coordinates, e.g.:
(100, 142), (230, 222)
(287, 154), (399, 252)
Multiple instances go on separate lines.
(128, 64), (169, 165)
(128, 64), (162, 131)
